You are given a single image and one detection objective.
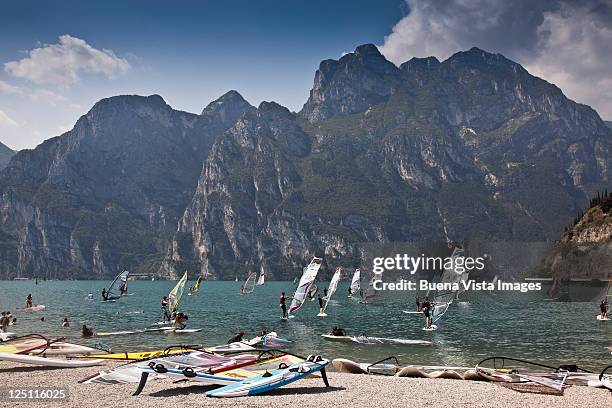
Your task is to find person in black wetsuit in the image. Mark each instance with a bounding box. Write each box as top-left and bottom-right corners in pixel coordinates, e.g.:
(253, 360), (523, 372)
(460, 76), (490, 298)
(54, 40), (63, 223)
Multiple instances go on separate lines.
(421, 298), (432, 328)
(324, 287), (328, 298)
(280, 292), (288, 318)
(26, 294), (33, 308)
(101, 288), (108, 301)
(82, 324), (94, 337)
(601, 299), (609, 319)
(331, 325), (346, 336)
(228, 331), (245, 343)
(318, 294), (324, 314)
(416, 295), (421, 312)
(161, 296), (170, 321)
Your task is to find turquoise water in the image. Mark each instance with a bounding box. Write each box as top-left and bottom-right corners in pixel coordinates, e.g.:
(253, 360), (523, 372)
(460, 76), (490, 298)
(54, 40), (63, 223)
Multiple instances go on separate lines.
(0, 280), (609, 371)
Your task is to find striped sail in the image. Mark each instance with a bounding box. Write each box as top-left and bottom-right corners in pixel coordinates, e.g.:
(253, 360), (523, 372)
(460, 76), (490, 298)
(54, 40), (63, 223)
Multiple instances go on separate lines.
(289, 257), (323, 314)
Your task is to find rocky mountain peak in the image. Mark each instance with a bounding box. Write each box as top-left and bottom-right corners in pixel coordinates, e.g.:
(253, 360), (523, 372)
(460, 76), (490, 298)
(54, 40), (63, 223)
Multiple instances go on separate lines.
(200, 90), (255, 128)
(300, 43), (400, 122)
(0, 141), (14, 170)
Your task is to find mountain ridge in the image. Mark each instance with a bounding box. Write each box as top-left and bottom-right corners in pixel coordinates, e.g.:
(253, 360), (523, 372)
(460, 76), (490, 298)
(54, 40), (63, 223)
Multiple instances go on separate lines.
(1, 44), (612, 279)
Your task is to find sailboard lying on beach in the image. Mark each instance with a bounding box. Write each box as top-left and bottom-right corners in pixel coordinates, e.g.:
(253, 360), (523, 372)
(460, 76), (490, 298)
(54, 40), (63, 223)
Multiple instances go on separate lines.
(205, 356), (330, 398)
(0, 351), (105, 368)
(289, 256), (323, 316)
(475, 356), (596, 394)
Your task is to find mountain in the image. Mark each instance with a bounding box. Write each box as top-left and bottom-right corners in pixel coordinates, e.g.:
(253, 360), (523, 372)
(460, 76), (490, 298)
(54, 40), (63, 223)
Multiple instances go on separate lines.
(0, 141), (15, 169)
(0, 92), (253, 279)
(2, 45), (612, 280)
(161, 45), (612, 279)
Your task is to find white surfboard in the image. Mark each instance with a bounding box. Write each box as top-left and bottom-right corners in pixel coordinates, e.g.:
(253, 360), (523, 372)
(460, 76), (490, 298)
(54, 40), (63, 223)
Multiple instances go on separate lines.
(596, 315), (610, 321)
(0, 351), (105, 367)
(422, 325), (438, 331)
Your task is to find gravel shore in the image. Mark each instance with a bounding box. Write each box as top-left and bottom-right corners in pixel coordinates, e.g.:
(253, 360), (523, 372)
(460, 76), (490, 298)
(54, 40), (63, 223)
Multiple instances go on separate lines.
(1, 361), (609, 408)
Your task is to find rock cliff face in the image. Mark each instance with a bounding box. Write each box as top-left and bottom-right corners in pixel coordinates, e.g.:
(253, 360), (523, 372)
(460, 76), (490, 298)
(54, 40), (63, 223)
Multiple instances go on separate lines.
(2, 45), (612, 279)
(0, 141), (14, 169)
(0, 92), (252, 278)
(536, 194), (612, 281)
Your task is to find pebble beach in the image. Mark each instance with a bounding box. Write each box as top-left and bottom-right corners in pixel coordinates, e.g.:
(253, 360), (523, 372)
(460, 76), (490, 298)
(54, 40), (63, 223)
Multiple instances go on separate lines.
(1, 361), (609, 408)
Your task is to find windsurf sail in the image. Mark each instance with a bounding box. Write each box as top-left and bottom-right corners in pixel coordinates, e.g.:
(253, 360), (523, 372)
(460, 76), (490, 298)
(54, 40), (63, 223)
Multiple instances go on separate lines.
(321, 268), (342, 314)
(241, 272), (257, 294)
(289, 257), (323, 314)
(188, 274), (202, 295)
(257, 270), (265, 286)
(106, 271), (129, 300)
(169, 272), (188, 314)
(349, 269), (360, 295)
(431, 246), (465, 323)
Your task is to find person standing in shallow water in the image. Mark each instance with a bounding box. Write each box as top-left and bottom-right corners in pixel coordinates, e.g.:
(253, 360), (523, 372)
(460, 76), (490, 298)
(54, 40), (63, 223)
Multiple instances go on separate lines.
(280, 292), (288, 319)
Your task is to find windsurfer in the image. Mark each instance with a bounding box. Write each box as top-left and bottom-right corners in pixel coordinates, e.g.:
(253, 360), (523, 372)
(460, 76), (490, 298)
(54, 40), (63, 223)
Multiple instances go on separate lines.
(61, 317), (70, 328)
(228, 331), (245, 343)
(82, 324), (94, 337)
(324, 287), (328, 298)
(26, 294), (33, 308)
(161, 296), (170, 322)
(280, 291), (288, 318)
(601, 298), (609, 319)
(318, 294), (324, 314)
(101, 288), (108, 301)
(416, 295), (421, 312)
(348, 287), (352, 296)
(0, 312), (9, 332)
(331, 325), (346, 336)
(422, 298), (432, 328)
(173, 312), (188, 330)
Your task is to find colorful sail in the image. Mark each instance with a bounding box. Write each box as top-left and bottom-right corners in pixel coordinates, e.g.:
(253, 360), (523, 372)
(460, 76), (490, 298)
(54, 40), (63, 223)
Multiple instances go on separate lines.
(289, 257), (323, 314)
(431, 246), (465, 323)
(350, 269), (360, 295)
(188, 275), (202, 295)
(169, 272), (188, 313)
(241, 272), (257, 294)
(107, 270), (129, 300)
(321, 268), (341, 314)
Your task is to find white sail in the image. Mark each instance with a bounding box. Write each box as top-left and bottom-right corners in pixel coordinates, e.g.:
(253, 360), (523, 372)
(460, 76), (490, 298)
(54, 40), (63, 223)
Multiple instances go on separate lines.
(241, 272), (257, 294)
(321, 268), (342, 314)
(256, 270), (265, 286)
(350, 269), (360, 294)
(431, 247), (465, 323)
(289, 257), (323, 314)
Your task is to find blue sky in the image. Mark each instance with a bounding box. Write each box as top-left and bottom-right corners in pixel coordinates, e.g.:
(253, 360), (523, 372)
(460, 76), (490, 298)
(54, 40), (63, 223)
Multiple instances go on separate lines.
(1, 0), (611, 150)
(0, 0), (405, 150)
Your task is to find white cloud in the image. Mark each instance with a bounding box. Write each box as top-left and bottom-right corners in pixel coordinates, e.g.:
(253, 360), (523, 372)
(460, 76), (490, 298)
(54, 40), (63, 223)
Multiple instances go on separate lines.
(378, 0), (612, 118)
(29, 89), (67, 106)
(0, 79), (20, 95)
(4, 35), (130, 87)
(0, 110), (19, 128)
